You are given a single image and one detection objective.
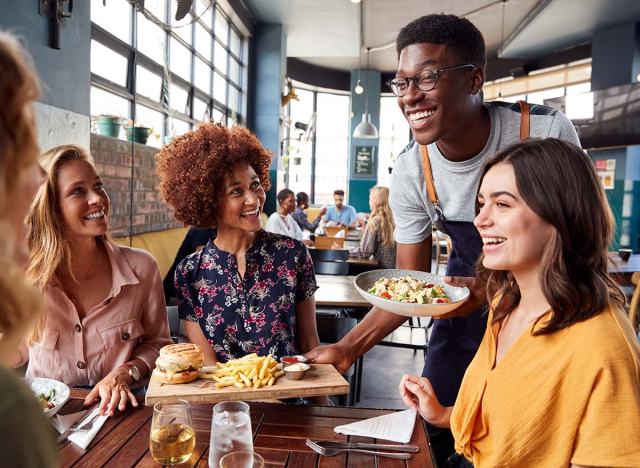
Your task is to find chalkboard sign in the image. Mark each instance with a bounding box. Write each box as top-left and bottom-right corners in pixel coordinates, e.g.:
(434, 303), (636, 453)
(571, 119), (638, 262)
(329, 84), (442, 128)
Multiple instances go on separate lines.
(353, 145), (375, 177)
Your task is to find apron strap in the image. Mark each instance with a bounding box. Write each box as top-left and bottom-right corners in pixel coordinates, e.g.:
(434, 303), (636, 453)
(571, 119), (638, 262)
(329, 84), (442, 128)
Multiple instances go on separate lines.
(420, 144), (439, 205)
(519, 100), (530, 140)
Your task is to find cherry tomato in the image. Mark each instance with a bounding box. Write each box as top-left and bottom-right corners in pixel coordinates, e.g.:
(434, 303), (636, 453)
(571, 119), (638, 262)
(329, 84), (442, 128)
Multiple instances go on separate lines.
(379, 291), (392, 299)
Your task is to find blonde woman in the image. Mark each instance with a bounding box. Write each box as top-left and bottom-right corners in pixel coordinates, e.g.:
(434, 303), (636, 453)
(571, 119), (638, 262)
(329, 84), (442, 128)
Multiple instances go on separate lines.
(0, 31), (57, 466)
(352, 186), (397, 269)
(24, 145), (172, 416)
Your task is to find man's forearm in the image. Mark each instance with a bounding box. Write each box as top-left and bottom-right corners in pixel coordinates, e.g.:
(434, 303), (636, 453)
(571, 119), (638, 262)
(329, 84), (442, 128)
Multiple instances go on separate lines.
(339, 306), (407, 360)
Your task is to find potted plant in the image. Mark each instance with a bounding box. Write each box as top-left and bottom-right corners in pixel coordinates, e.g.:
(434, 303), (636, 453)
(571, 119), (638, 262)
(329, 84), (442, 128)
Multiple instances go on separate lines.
(94, 114), (123, 138)
(124, 122), (153, 145)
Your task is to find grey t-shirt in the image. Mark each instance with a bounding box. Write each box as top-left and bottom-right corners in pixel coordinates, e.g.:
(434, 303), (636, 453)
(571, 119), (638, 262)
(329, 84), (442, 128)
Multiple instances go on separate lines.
(390, 101), (580, 244)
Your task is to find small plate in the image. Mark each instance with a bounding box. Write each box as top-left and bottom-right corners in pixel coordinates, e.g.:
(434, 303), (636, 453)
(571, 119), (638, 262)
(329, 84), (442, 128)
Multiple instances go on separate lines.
(354, 269), (470, 317)
(26, 377), (70, 418)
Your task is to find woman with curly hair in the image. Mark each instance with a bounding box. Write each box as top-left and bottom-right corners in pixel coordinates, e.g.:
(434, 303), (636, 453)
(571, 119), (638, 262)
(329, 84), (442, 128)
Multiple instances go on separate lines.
(399, 139), (640, 467)
(157, 123), (320, 365)
(0, 30), (56, 466)
(351, 186), (396, 269)
(24, 144), (172, 416)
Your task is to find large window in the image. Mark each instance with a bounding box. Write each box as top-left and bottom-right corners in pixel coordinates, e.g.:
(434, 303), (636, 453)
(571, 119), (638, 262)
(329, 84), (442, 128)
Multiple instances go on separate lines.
(284, 85), (350, 205)
(378, 96), (410, 188)
(90, 0), (247, 147)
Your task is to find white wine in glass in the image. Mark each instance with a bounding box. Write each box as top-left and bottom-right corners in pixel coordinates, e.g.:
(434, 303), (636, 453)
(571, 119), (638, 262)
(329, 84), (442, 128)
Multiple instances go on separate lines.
(150, 400), (195, 465)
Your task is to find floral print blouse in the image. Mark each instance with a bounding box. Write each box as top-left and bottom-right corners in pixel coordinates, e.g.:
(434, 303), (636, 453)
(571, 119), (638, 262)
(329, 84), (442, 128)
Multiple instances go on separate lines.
(175, 230), (318, 362)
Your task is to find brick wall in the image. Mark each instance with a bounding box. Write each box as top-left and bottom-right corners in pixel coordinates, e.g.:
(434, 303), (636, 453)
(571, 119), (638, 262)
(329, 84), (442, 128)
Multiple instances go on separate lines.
(90, 134), (182, 237)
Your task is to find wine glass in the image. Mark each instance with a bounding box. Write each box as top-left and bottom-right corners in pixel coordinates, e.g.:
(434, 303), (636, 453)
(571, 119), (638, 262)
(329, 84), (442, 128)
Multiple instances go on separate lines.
(149, 400), (195, 465)
(208, 401), (253, 468)
(219, 451), (265, 468)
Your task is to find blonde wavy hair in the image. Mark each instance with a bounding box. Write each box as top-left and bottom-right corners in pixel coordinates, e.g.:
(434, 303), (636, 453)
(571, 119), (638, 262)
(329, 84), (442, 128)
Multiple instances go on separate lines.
(0, 32), (43, 361)
(366, 186), (395, 246)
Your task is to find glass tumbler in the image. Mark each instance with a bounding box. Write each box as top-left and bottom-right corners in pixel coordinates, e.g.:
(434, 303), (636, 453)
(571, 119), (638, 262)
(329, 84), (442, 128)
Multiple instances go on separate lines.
(149, 400), (195, 465)
(208, 401), (253, 468)
(219, 451), (265, 468)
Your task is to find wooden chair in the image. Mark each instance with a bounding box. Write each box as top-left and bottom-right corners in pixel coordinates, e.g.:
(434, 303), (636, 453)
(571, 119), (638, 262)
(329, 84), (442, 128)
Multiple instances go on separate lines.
(315, 236), (345, 249)
(628, 272), (640, 336)
(433, 229), (452, 275)
(325, 226), (348, 238)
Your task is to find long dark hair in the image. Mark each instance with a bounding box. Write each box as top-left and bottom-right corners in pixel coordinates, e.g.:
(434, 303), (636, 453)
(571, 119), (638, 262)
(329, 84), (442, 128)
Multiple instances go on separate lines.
(476, 138), (625, 335)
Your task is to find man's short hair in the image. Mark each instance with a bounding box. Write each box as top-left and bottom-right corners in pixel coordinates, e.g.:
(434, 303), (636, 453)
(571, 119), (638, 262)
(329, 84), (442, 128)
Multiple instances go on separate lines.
(333, 190), (345, 197)
(277, 188), (294, 205)
(396, 14), (486, 69)
(296, 191), (309, 205)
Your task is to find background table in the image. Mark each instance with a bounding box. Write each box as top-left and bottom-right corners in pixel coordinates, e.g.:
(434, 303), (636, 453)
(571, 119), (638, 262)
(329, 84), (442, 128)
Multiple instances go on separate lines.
(59, 389), (434, 467)
(608, 253), (640, 285)
(315, 275), (371, 309)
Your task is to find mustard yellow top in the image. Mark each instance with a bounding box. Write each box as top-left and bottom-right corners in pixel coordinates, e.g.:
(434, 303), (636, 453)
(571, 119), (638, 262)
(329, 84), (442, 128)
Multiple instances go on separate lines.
(450, 305), (640, 467)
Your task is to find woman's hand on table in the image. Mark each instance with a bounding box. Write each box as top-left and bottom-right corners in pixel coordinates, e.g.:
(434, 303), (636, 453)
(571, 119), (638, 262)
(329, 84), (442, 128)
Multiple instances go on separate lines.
(84, 366), (138, 416)
(399, 374), (452, 428)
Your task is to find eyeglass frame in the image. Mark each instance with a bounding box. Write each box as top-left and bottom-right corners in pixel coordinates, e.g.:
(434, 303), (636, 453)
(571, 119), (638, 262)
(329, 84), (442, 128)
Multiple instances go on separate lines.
(386, 64), (476, 96)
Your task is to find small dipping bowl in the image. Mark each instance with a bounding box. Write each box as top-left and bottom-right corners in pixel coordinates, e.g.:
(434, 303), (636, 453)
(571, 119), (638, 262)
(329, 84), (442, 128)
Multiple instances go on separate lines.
(281, 355), (308, 368)
(283, 362), (310, 380)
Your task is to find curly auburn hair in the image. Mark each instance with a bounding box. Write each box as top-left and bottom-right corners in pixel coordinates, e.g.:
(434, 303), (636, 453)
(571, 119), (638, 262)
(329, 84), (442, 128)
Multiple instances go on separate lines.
(156, 123), (272, 227)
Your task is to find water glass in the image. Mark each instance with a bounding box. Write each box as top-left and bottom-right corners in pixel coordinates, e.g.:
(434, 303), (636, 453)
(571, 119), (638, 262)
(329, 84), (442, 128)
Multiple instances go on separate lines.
(208, 401), (253, 468)
(149, 400), (195, 466)
(219, 451), (265, 468)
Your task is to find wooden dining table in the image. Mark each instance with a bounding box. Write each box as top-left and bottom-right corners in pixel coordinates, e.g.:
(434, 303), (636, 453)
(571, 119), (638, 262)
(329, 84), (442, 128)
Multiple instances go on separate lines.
(58, 389), (434, 467)
(315, 274), (371, 309)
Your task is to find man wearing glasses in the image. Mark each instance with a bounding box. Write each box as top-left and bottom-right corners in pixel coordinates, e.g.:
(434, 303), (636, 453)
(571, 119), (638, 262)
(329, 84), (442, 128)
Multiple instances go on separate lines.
(307, 14), (579, 465)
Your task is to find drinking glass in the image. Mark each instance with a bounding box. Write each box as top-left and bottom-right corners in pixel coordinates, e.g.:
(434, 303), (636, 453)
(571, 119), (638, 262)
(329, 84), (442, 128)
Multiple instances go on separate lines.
(219, 451), (265, 468)
(149, 400), (195, 465)
(208, 401), (253, 468)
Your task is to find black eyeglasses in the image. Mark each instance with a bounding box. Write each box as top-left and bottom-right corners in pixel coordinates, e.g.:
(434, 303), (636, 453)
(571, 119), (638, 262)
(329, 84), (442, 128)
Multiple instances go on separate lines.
(386, 64), (475, 97)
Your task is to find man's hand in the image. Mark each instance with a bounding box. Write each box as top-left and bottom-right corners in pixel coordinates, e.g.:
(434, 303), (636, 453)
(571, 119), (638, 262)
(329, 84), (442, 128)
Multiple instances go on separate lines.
(434, 276), (486, 319)
(304, 343), (354, 375)
(319, 206), (327, 216)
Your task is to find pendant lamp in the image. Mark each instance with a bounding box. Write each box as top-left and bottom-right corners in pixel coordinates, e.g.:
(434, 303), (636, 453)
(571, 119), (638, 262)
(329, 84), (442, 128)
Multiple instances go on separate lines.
(353, 47), (378, 139)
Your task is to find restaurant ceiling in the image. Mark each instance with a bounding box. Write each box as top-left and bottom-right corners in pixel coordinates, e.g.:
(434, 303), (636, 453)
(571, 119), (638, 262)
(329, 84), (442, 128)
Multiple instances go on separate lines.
(243, 0), (640, 73)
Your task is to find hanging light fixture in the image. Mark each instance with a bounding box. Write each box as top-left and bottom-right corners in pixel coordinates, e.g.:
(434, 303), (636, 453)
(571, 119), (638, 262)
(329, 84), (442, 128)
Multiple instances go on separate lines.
(353, 47), (378, 139)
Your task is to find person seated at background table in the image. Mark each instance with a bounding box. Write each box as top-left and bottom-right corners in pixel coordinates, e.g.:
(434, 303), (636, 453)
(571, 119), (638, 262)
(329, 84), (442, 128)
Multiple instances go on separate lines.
(291, 191), (326, 233)
(265, 188), (312, 246)
(156, 122), (321, 365)
(23, 144), (172, 416)
(351, 186), (397, 269)
(0, 30), (57, 467)
(163, 226), (217, 304)
(324, 189), (357, 229)
(399, 139), (640, 467)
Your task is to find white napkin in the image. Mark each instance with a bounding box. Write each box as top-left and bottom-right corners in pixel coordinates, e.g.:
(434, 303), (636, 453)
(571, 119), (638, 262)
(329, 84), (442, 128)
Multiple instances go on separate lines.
(54, 407), (109, 449)
(334, 409), (417, 443)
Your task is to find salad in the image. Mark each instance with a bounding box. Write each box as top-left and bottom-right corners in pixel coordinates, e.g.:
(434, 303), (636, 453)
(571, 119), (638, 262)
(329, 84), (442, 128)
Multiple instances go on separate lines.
(38, 388), (56, 410)
(368, 276), (451, 304)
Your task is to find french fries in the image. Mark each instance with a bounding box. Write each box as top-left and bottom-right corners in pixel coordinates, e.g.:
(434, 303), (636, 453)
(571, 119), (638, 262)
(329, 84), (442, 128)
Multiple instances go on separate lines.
(199, 353), (285, 389)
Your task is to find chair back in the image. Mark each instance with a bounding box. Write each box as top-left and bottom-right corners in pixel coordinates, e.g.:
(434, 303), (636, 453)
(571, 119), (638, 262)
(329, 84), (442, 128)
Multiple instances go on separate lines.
(433, 229), (452, 275)
(166, 305), (187, 343)
(315, 236), (345, 249)
(314, 261), (349, 276)
(325, 226), (348, 238)
(310, 248), (349, 263)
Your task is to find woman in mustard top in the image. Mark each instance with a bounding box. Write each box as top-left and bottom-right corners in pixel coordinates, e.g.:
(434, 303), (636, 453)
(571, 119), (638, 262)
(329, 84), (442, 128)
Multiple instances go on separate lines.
(400, 138), (640, 467)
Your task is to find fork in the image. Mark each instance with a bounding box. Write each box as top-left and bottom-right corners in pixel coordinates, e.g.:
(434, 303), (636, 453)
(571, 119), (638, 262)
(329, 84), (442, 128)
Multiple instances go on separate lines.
(56, 409), (100, 443)
(306, 439), (412, 460)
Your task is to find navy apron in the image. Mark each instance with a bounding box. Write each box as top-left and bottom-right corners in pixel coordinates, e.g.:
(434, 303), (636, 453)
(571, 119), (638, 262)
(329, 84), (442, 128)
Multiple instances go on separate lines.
(420, 101), (531, 407)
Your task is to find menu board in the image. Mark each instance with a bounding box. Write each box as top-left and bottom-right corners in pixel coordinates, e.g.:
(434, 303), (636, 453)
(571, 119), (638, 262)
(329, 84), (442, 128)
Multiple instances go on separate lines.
(353, 145), (375, 177)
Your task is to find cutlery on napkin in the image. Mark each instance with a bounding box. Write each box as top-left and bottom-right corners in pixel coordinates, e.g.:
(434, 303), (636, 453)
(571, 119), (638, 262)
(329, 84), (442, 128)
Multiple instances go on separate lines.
(54, 406), (108, 448)
(333, 409), (417, 443)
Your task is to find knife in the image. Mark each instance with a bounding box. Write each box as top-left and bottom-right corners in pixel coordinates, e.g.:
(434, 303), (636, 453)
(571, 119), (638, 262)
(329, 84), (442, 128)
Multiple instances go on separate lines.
(316, 441), (419, 452)
(56, 406), (99, 444)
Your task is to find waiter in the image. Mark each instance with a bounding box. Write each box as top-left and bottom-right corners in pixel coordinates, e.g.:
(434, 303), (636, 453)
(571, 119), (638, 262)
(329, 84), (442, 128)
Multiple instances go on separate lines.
(306, 13), (579, 466)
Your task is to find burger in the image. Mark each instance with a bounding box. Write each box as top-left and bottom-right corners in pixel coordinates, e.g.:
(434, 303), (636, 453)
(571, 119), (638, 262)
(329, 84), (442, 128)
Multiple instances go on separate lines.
(154, 343), (204, 384)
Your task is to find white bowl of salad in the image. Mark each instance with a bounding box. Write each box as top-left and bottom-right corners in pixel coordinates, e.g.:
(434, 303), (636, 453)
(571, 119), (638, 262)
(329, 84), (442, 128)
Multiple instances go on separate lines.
(354, 269), (470, 317)
(26, 377), (70, 418)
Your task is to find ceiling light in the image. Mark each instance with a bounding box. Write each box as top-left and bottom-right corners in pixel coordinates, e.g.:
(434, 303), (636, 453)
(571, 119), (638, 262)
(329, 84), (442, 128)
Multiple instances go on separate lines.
(353, 47), (379, 139)
(354, 79), (364, 95)
(350, 0), (362, 3)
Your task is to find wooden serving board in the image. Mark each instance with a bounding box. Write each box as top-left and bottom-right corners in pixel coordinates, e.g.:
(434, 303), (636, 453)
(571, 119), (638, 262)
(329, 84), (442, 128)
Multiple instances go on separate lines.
(144, 363), (349, 405)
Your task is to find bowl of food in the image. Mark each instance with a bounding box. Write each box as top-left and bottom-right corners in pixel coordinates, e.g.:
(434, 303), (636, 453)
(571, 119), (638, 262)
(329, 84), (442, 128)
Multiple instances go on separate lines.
(280, 355), (308, 368)
(354, 269), (470, 317)
(283, 362), (310, 381)
(26, 377), (70, 418)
